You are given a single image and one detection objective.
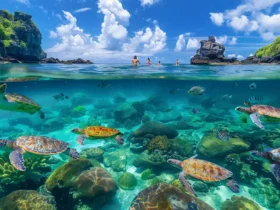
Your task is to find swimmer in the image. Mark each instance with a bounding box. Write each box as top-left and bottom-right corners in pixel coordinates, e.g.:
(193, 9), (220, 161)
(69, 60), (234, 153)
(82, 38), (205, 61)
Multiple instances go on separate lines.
(146, 57), (151, 65)
(132, 56), (141, 66)
(157, 61), (161, 65)
(176, 59), (179, 66)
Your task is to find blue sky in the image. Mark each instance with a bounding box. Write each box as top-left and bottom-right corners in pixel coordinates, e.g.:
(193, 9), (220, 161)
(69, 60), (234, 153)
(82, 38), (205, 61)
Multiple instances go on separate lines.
(2, 0), (280, 63)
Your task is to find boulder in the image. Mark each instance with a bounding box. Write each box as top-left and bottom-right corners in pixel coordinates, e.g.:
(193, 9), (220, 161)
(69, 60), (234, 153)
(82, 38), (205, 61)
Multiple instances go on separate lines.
(197, 132), (250, 157)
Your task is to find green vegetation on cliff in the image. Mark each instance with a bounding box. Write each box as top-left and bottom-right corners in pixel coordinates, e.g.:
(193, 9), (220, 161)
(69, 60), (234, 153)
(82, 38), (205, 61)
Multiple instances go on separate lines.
(255, 37), (280, 58)
(0, 10), (45, 61)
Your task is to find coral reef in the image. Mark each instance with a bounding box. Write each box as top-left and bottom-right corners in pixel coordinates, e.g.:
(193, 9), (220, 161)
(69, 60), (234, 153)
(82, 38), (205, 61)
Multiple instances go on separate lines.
(0, 190), (56, 210)
(147, 135), (171, 152)
(103, 149), (127, 172)
(72, 106), (86, 118)
(118, 172), (137, 190)
(221, 196), (262, 210)
(81, 148), (104, 160)
(141, 169), (156, 180)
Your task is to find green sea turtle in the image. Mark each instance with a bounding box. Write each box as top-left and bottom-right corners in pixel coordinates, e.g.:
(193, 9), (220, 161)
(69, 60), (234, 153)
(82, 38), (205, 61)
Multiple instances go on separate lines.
(0, 83), (45, 119)
(235, 105), (280, 129)
(0, 136), (79, 171)
(167, 155), (239, 196)
(250, 148), (280, 183)
(71, 126), (124, 145)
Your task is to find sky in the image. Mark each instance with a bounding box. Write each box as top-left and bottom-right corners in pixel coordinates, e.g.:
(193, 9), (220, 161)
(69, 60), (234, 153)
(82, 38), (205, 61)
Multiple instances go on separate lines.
(1, 0), (280, 63)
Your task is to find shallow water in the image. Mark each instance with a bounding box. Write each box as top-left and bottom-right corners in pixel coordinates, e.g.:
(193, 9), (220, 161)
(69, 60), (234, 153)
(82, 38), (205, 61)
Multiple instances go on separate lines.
(0, 64), (280, 210)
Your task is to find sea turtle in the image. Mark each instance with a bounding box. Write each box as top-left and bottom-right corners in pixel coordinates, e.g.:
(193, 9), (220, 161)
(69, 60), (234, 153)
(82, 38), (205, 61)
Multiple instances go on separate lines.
(167, 155), (239, 196)
(235, 105), (280, 129)
(0, 136), (80, 171)
(0, 83), (45, 119)
(71, 126), (124, 145)
(250, 148), (280, 183)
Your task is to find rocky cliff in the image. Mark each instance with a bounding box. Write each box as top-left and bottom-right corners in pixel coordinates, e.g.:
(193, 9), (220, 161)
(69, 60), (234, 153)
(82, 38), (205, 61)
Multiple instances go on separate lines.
(191, 36), (238, 65)
(0, 10), (46, 63)
(242, 37), (280, 64)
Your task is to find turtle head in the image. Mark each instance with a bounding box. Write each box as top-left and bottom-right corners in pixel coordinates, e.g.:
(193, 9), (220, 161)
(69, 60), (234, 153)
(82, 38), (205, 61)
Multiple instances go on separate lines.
(235, 106), (251, 114)
(167, 159), (182, 168)
(0, 83), (7, 94)
(71, 128), (84, 134)
(115, 135), (124, 145)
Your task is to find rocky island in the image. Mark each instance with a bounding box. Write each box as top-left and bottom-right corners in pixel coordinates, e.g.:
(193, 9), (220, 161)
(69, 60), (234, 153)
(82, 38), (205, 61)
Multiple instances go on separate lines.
(190, 36), (239, 65)
(0, 10), (93, 64)
(242, 37), (280, 64)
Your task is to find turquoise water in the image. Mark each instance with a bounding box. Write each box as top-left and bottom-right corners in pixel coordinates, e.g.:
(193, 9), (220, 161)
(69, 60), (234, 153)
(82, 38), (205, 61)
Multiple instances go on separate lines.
(0, 64), (280, 210)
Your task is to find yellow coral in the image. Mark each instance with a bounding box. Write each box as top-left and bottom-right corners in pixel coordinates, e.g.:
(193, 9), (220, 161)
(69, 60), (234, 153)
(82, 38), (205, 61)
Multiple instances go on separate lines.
(147, 136), (170, 152)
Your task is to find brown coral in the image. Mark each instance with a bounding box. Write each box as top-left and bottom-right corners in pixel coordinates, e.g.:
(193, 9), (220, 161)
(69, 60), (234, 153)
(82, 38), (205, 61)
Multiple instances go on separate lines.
(147, 136), (171, 152)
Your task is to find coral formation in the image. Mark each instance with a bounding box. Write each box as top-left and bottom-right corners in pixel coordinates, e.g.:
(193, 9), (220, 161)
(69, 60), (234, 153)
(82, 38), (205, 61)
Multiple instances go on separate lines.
(221, 196), (262, 210)
(72, 106), (86, 118)
(81, 148), (104, 160)
(141, 169), (156, 180)
(147, 135), (170, 152)
(118, 172), (137, 190)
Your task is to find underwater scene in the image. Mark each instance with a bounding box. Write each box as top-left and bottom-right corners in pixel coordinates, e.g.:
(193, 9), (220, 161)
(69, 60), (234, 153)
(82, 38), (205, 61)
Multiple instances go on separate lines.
(0, 64), (280, 210)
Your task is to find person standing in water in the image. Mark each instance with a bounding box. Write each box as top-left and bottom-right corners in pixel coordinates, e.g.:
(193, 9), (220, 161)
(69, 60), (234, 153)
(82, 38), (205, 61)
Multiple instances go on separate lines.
(132, 56), (141, 66)
(157, 61), (161, 65)
(146, 58), (151, 65)
(176, 59), (180, 66)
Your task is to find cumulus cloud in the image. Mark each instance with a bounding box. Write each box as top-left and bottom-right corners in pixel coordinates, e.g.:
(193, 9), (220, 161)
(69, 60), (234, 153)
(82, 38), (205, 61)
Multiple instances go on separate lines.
(174, 34), (186, 52)
(229, 37), (237, 45)
(210, 13), (224, 26)
(209, 0), (280, 41)
(228, 54), (244, 60)
(215, 36), (228, 44)
(46, 0), (167, 61)
(140, 0), (160, 6)
(187, 39), (200, 49)
(74, 8), (92, 13)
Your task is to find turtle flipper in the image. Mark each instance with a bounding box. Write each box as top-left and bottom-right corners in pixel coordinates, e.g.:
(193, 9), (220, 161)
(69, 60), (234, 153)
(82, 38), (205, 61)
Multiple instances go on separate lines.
(77, 135), (87, 145)
(68, 148), (80, 159)
(9, 148), (26, 171)
(114, 135), (124, 145)
(271, 164), (280, 183)
(226, 178), (240, 193)
(179, 171), (197, 197)
(249, 113), (264, 129)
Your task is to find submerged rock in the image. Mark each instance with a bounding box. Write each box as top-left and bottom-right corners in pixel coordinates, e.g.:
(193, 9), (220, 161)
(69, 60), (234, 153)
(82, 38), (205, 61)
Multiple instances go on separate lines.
(0, 190), (56, 210)
(133, 121), (178, 139)
(129, 183), (214, 210)
(154, 110), (181, 123)
(197, 132), (250, 157)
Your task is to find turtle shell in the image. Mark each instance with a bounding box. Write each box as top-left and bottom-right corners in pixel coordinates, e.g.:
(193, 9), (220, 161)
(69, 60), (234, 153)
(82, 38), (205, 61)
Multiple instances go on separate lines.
(6, 93), (41, 109)
(182, 159), (232, 182)
(251, 105), (280, 118)
(16, 136), (69, 155)
(84, 126), (121, 138)
(269, 148), (280, 163)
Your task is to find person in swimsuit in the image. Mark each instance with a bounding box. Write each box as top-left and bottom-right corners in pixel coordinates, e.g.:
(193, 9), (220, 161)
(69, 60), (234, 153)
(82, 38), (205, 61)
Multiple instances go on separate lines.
(146, 58), (151, 65)
(132, 56), (141, 66)
(176, 59), (179, 66)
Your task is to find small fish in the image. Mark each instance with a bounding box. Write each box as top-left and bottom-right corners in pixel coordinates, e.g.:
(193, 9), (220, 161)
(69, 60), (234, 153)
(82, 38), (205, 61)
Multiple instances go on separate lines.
(187, 200), (198, 210)
(221, 94), (232, 101)
(53, 93), (68, 101)
(217, 130), (231, 141)
(98, 81), (110, 88)
(192, 108), (200, 114)
(249, 83), (257, 90)
(188, 86), (205, 96)
(164, 108), (173, 112)
(248, 96), (264, 102)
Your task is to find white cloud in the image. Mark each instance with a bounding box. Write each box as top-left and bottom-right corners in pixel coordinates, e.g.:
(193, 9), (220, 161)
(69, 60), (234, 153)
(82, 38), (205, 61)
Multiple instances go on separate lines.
(174, 34), (186, 52)
(74, 8), (92, 13)
(46, 0), (167, 62)
(187, 39), (200, 49)
(249, 53), (254, 56)
(229, 37), (237, 45)
(38, 6), (48, 14)
(210, 0), (280, 40)
(16, 0), (29, 5)
(210, 13), (224, 26)
(215, 36), (228, 44)
(227, 54), (244, 60)
(140, 0), (160, 6)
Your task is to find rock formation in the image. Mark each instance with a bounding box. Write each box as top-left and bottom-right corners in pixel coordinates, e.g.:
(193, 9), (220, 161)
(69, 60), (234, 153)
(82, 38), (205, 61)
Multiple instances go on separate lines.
(191, 36), (239, 65)
(40, 57), (94, 64)
(0, 10), (46, 63)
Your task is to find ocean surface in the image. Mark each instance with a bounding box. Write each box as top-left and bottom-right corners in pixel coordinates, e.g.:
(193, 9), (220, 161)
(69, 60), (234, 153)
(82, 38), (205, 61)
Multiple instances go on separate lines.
(0, 63), (280, 210)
